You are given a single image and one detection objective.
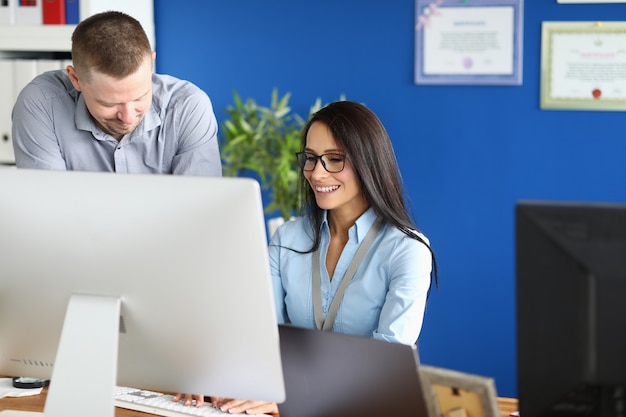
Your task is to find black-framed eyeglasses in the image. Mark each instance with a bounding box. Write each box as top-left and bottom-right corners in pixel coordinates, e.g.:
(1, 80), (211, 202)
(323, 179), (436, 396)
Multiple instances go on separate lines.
(295, 152), (347, 173)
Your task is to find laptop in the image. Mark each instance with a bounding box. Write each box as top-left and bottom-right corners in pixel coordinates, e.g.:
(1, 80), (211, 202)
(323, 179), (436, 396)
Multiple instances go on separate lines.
(277, 324), (430, 417)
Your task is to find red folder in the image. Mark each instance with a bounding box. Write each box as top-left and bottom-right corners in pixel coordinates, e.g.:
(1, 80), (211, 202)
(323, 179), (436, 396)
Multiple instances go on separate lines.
(43, 0), (65, 24)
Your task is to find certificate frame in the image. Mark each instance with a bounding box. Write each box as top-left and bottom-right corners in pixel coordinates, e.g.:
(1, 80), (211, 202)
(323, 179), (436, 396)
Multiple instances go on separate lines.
(541, 21), (626, 111)
(557, 1), (626, 3)
(414, 0), (524, 85)
(420, 365), (501, 417)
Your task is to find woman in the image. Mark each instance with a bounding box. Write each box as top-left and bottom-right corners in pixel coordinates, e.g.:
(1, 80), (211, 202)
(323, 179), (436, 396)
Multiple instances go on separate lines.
(271, 100), (437, 342)
(207, 101), (438, 414)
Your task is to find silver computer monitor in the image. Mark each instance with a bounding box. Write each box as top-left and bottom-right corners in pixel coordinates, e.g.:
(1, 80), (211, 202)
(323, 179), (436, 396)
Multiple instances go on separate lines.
(0, 169), (285, 417)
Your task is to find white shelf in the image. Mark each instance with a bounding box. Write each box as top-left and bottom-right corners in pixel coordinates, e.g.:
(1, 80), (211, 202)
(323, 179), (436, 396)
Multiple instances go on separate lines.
(0, 25), (75, 52)
(0, 1), (154, 53)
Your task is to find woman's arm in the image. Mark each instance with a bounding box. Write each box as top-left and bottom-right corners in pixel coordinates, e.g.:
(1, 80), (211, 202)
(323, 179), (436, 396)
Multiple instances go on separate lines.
(374, 236), (433, 345)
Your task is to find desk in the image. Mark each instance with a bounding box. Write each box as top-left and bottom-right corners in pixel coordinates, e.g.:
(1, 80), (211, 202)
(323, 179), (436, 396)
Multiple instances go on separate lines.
(497, 397), (519, 416)
(0, 387), (517, 417)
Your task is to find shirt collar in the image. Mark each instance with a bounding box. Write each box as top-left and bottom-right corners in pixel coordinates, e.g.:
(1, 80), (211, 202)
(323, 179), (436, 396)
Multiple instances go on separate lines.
(75, 94), (94, 133)
(321, 207), (378, 243)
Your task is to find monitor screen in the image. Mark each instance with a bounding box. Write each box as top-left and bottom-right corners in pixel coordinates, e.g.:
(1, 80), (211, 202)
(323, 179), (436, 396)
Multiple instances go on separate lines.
(0, 169), (285, 415)
(516, 200), (626, 417)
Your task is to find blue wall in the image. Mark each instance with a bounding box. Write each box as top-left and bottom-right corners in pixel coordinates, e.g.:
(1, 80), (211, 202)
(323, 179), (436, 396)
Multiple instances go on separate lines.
(154, 1), (626, 398)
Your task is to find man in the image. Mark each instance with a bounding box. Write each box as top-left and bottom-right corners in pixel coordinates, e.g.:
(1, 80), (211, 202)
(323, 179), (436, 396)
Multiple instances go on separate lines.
(12, 11), (221, 176)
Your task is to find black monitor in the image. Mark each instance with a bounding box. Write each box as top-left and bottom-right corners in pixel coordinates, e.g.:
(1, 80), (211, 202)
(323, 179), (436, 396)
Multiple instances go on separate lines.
(516, 200), (626, 417)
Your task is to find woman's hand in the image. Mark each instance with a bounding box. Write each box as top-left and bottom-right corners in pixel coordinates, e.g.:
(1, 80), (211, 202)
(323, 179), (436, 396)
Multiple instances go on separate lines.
(172, 393), (205, 407)
(210, 397), (279, 415)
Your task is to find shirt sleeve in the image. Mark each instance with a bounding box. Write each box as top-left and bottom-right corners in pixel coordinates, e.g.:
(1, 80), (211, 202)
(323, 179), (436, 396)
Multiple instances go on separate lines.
(169, 86), (222, 176)
(12, 82), (67, 170)
(269, 230), (289, 324)
(373, 236), (433, 345)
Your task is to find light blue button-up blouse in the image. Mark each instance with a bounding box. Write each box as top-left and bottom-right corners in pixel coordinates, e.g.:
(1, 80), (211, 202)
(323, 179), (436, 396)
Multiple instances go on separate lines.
(269, 207), (433, 345)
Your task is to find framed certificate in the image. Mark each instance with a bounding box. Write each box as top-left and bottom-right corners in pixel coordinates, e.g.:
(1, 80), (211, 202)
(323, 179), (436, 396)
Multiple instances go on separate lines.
(541, 21), (626, 111)
(414, 0), (524, 85)
(557, 1), (626, 3)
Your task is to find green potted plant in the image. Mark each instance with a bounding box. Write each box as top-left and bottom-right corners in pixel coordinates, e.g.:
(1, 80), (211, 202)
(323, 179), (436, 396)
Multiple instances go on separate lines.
(220, 88), (322, 224)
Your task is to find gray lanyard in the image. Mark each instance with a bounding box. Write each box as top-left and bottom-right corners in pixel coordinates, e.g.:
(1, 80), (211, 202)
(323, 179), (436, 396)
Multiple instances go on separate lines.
(312, 216), (384, 331)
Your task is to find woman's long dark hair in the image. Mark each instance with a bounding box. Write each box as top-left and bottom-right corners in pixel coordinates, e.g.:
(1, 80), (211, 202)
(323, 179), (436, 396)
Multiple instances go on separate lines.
(297, 101), (438, 287)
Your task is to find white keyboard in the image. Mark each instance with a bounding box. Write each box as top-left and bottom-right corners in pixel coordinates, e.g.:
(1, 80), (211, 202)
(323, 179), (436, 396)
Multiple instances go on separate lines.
(114, 386), (270, 417)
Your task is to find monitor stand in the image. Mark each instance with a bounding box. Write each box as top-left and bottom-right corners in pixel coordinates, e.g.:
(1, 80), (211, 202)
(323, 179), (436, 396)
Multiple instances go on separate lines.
(0, 294), (121, 417)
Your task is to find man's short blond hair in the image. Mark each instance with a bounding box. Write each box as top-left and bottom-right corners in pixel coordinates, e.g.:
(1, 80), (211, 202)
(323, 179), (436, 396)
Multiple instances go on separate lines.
(71, 11), (152, 81)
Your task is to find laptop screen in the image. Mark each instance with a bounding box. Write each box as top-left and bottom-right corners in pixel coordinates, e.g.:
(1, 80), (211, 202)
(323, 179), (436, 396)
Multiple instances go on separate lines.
(277, 324), (429, 417)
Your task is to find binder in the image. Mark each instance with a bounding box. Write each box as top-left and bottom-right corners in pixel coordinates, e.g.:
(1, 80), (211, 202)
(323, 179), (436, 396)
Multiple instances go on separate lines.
(0, 59), (14, 164)
(0, 59), (39, 164)
(12, 59), (38, 97)
(43, 0), (65, 24)
(0, 0), (15, 24)
(64, 0), (77, 24)
(0, 59), (64, 164)
(14, 0), (42, 24)
(37, 59), (64, 73)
